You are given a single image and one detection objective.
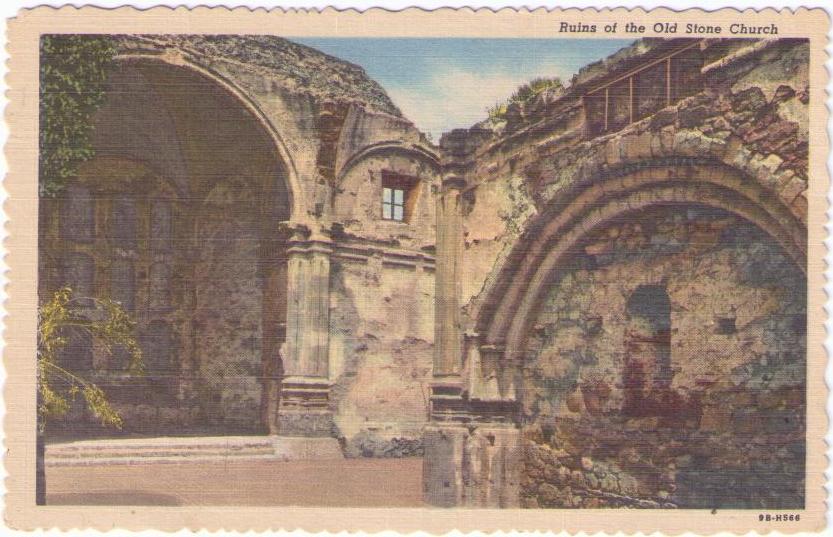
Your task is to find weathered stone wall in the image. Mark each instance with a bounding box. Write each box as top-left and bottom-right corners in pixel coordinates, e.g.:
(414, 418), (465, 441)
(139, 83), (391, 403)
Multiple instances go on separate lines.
(40, 35), (438, 448)
(334, 150), (438, 249)
(325, 68), (438, 453)
(461, 39), (809, 330)
(520, 206), (805, 508)
(329, 257), (434, 455)
(425, 38), (809, 507)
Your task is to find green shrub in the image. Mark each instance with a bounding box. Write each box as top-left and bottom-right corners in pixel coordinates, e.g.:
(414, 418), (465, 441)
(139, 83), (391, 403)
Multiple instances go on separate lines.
(487, 76), (563, 121)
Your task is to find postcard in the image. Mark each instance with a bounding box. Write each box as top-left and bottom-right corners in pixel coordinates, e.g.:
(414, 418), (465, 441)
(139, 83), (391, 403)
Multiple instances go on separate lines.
(4, 5), (828, 533)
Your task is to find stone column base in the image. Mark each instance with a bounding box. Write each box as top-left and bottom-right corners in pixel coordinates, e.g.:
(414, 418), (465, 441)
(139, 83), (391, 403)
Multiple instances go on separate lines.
(277, 376), (336, 437)
(423, 422), (522, 508)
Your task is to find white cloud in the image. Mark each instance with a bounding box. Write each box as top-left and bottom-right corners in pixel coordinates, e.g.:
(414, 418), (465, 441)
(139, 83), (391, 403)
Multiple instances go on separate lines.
(387, 61), (568, 141)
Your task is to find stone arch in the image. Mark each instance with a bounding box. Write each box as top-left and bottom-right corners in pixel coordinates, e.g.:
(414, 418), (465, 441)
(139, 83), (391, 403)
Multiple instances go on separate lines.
(336, 142), (440, 184)
(527, 116), (808, 227)
(473, 160), (806, 396)
(108, 56), (296, 432)
(513, 199), (807, 508)
(50, 54), (299, 434)
(333, 142), (440, 240)
(112, 53), (302, 222)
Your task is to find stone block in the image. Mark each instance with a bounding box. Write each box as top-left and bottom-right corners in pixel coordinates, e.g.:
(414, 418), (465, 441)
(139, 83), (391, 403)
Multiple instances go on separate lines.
(423, 423), (521, 507)
(277, 408), (336, 437)
(650, 108), (678, 130)
(779, 174), (806, 205)
(604, 137), (622, 167)
(791, 192), (808, 223)
(679, 105), (713, 129)
(660, 126), (676, 154)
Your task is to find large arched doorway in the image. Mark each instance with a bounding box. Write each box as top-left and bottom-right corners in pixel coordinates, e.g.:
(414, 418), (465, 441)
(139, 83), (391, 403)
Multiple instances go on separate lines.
(40, 58), (293, 437)
(469, 163), (807, 509)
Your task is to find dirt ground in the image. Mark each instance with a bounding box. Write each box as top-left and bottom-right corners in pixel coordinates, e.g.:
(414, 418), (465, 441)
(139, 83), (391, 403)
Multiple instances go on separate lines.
(46, 458), (425, 507)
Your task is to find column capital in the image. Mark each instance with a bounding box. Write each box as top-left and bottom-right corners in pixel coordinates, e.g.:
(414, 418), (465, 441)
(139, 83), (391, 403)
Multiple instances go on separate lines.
(278, 220), (335, 246)
(479, 342), (506, 356)
(283, 222), (334, 257)
(442, 175), (468, 190)
(277, 220), (309, 241)
(286, 241), (334, 257)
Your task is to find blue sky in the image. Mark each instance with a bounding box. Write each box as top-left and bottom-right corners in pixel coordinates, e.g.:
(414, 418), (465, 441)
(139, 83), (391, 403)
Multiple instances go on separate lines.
(291, 38), (633, 140)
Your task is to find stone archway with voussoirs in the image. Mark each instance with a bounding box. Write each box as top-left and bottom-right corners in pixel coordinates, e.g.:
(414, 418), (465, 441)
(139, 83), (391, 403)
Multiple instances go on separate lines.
(115, 53), (306, 221)
(483, 161), (806, 376)
(44, 53), (305, 437)
(435, 158), (808, 509)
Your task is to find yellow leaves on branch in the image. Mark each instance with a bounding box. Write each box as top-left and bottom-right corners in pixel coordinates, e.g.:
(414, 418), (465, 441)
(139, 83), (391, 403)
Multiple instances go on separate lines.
(37, 287), (143, 429)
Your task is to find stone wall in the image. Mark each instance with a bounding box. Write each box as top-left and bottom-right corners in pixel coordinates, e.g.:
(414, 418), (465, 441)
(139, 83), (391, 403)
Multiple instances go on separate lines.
(426, 38), (809, 507)
(520, 206), (805, 508)
(329, 255), (434, 454)
(461, 38), (809, 331)
(40, 35), (438, 449)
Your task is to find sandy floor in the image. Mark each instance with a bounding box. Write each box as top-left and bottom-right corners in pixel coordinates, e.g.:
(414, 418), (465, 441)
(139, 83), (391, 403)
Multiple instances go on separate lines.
(46, 458), (425, 507)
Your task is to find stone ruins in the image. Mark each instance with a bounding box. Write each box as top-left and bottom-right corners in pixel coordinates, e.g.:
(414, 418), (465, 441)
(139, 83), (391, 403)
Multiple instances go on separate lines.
(41, 36), (808, 508)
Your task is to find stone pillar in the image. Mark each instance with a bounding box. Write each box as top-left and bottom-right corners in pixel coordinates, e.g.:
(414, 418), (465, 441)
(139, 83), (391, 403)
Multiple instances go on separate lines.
(423, 423), (522, 508)
(261, 226), (290, 434)
(434, 179), (465, 378)
(431, 129), (471, 415)
(424, 128), (523, 507)
(277, 224), (334, 437)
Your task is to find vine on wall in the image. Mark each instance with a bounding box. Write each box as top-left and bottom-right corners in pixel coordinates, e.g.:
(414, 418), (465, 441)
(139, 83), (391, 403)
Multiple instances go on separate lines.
(39, 35), (116, 197)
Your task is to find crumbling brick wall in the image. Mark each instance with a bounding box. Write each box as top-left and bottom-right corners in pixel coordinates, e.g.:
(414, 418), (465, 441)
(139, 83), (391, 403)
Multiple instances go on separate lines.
(520, 206), (805, 508)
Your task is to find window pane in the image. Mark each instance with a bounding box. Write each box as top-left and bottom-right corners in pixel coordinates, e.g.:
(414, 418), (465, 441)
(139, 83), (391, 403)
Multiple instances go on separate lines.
(112, 196), (137, 249)
(63, 252), (95, 303)
(394, 188), (404, 204)
(393, 205), (404, 222)
(151, 200), (172, 252)
(149, 262), (172, 310)
(383, 187), (392, 204)
(383, 203), (392, 220)
(110, 259), (135, 313)
(61, 185), (94, 242)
